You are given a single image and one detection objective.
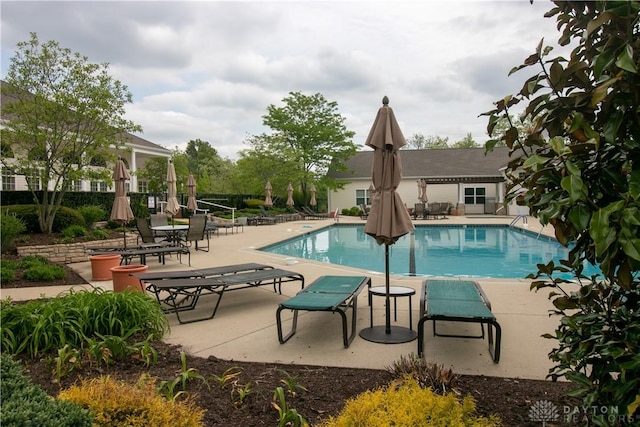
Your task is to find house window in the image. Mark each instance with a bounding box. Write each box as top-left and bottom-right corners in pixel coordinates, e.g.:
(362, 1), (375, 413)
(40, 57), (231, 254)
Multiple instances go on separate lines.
(464, 187), (486, 205)
(26, 172), (41, 191)
(2, 168), (15, 190)
(91, 181), (108, 192)
(355, 188), (372, 206)
(138, 180), (148, 193)
(66, 180), (82, 191)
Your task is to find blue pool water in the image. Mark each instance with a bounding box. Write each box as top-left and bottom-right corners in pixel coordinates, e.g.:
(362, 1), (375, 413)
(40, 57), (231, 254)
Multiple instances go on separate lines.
(260, 224), (601, 279)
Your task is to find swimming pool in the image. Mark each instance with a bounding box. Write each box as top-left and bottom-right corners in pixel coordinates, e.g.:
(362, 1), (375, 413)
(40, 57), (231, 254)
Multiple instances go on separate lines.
(260, 224), (601, 279)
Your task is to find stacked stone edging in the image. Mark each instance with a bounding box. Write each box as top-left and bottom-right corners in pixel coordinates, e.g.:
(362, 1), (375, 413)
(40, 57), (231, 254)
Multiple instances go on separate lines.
(17, 235), (138, 264)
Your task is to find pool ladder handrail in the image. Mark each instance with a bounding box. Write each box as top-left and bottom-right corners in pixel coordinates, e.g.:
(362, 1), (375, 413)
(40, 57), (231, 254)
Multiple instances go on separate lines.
(509, 215), (528, 227)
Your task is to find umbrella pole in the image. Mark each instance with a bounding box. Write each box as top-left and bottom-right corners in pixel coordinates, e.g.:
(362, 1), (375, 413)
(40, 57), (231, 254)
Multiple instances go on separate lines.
(359, 242), (417, 344)
(385, 244), (391, 334)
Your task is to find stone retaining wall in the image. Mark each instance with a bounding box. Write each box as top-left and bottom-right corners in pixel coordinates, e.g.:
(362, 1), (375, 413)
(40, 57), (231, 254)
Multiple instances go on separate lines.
(17, 234), (139, 264)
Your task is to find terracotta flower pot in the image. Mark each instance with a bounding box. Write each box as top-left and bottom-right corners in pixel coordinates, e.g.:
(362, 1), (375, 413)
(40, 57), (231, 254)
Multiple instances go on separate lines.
(89, 254), (122, 281)
(110, 264), (148, 292)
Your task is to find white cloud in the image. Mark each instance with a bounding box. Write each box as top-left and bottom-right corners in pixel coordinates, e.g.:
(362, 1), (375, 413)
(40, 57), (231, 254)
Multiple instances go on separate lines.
(1, 0), (562, 159)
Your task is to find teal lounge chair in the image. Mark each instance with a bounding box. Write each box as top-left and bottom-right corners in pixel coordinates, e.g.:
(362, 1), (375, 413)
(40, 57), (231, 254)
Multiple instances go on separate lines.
(276, 275), (371, 348)
(417, 279), (502, 362)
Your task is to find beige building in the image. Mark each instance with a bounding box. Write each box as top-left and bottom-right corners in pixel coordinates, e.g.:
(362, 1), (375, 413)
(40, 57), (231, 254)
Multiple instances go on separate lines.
(328, 147), (524, 216)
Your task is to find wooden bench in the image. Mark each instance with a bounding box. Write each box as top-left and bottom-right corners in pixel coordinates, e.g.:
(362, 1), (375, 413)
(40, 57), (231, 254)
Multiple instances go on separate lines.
(143, 268), (304, 324)
(417, 279), (502, 363)
(276, 276), (371, 348)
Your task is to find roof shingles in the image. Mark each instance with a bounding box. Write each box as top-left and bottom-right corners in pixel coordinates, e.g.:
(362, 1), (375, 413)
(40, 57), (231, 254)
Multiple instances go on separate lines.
(329, 147), (511, 181)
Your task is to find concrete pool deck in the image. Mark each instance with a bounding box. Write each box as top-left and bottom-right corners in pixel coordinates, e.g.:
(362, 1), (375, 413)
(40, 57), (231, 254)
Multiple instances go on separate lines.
(1, 215), (567, 381)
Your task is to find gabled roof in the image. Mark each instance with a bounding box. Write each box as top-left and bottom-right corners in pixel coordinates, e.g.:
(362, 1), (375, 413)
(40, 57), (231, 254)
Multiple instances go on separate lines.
(329, 147), (511, 183)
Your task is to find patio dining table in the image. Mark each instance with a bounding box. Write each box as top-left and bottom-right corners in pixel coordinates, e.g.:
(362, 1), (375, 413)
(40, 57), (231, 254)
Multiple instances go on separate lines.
(151, 224), (188, 245)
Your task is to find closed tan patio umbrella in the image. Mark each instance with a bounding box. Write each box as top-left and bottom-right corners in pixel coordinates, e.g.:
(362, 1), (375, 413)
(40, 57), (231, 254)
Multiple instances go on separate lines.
(418, 179), (428, 204)
(264, 182), (273, 208)
(186, 174), (198, 212)
(286, 182), (294, 207)
(110, 157), (135, 247)
(165, 160), (180, 218)
(309, 184), (317, 209)
(360, 96), (415, 344)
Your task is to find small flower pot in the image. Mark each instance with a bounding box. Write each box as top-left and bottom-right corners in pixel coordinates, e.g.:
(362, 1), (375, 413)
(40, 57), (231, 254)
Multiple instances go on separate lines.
(110, 264), (148, 292)
(89, 254), (122, 281)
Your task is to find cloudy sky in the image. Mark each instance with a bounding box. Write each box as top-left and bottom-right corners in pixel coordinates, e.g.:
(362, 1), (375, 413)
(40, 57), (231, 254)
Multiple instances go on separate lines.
(1, 1), (564, 160)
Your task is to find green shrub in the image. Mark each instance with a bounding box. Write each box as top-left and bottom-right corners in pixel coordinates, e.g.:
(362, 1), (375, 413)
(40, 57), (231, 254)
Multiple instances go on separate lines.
(341, 207), (360, 216)
(19, 255), (49, 269)
(90, 228), (111, 239)
(59, 375), (205, 427)
(1, 263), (17, 283)
(0, 353), (93, 427)
(386, 354), (459, 395)
(317, 377), (500, 427)
(77, 205), (106, 229)
(0, 214), (27, 253)
(244, 199), (266, 208)
(106, 219), (128, 229)
(23, 264), (66, 281)
(1, 204), (85, 232)
(62, 224), (88, 238)
(1, 288), (169, 356)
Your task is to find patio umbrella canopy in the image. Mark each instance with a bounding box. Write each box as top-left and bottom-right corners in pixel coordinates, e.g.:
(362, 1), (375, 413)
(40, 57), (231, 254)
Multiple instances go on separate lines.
(110, 157), (135, 248)
(309, 184), (317, 208)
(165, 160), (181, 217)
(264, 182), (273, 208)
(360, 96), (416, 344)
(419, 179), (428, 204)
(286, 182), (294, 207)
(186, 174), (198, 212)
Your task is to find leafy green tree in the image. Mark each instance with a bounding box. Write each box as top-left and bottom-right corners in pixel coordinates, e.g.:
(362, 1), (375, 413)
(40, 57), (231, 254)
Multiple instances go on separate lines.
(184, 139), (236, 193)
(483, 1), (639, 418)
(137, 157), (168, 194)
(404, 134), (450, 149)
(452, 133), (479, 148)
(256, 91), (357, 198)
(234, 135), (299, 202)
(487, 115), (532, 148)
(1, 33), (141, 233)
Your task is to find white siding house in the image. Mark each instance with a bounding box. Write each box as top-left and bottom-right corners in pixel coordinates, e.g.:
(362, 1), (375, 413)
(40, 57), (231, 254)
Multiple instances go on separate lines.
(328, 147), (524, 216)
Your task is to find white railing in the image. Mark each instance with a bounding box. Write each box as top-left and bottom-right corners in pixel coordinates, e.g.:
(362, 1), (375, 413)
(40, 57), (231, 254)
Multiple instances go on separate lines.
(197, 199), (236, 223)
(158, 199), (234, 221)
(509, 215), (528, 227)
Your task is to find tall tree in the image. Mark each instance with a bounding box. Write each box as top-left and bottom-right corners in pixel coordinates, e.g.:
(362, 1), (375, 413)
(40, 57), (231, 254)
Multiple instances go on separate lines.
(483, 1), (640, 416)
(183, 139), (235, 193)
(235, 135), (299, 201)
(405, 134), (450, 149)
(452, 133), (479, 148)
(258, 91), (357, 197)
(1, 33), (140, 233)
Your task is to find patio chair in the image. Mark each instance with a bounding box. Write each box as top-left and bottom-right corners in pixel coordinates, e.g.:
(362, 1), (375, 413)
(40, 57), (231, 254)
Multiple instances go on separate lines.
(150, 213), (169, 227)
(136, 218), (164, 245)
(276, 275), (371, 348)
(413, 203), (425, 220)
(183, 214), (209, 252)
(359, 204), (369, 219)
(428, 202), (440, 219)
(438, 202), (450, 219)
(417, 279), (502, 362)
(150, 214), (170, 239)
(302, 206), (330, 219)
